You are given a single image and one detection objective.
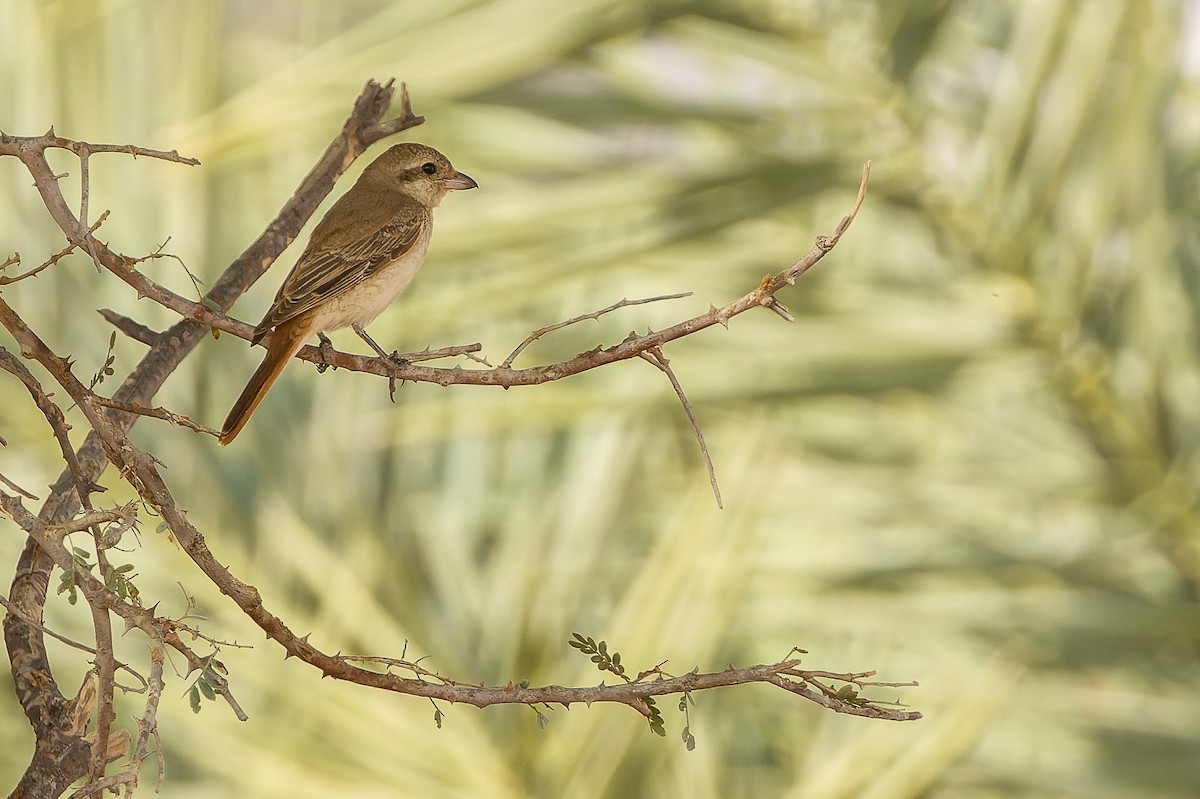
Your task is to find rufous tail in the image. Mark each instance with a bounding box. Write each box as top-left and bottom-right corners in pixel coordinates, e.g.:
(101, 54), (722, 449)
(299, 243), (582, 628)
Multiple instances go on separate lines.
(219, 320), (311, 445)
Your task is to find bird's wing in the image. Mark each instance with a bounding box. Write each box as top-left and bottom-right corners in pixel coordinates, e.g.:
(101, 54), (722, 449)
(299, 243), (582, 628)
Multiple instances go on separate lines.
(253, 202), (429, 339)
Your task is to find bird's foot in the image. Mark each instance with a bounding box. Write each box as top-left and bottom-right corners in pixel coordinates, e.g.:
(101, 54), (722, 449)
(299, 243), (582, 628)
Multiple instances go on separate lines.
(315, 332), (335, 373)
(353, 324), (406, 401)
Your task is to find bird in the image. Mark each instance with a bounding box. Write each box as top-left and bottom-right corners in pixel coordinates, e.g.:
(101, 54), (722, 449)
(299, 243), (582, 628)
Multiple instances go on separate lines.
(219, 142), (477, 445)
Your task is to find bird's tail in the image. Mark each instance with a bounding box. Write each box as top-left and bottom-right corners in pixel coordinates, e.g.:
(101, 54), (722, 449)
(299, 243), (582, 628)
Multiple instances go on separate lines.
(219, 319), (311, 445)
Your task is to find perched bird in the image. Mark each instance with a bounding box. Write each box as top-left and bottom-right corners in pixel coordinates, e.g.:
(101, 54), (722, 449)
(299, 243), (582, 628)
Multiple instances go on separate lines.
(219, 142), (476, 445)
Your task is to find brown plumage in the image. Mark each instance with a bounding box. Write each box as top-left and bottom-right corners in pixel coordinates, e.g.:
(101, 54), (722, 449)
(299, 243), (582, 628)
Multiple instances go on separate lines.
(219, 143), (476, 445)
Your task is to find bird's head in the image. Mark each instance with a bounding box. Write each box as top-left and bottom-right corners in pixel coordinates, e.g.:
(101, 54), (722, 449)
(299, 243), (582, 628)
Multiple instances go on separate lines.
(358, 142), (477, 207)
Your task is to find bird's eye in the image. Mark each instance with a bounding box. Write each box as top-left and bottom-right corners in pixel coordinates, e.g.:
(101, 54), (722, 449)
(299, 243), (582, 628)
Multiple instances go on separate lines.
(421, 162), (437, 175)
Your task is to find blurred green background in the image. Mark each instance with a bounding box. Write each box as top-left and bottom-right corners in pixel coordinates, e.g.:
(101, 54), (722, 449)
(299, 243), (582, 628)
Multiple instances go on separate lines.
(3, 0), (1200, 796)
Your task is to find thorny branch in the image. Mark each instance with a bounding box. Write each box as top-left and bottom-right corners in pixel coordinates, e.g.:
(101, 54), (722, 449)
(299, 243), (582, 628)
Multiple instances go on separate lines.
(1, 79), (911, 798)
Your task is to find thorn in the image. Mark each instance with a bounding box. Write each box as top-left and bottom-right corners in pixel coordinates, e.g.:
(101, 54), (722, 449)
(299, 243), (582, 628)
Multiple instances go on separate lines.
(764, 298), (795, 322)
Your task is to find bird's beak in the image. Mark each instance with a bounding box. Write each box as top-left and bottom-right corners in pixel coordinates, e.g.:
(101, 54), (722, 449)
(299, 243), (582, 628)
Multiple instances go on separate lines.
(443, 170), (478, 191)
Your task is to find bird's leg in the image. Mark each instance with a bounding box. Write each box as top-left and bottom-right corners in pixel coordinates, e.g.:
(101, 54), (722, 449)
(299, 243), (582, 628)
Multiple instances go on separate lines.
(353, 324), (405, 402)
(352, 324), (391, 359)
(315, 332), (335, 372)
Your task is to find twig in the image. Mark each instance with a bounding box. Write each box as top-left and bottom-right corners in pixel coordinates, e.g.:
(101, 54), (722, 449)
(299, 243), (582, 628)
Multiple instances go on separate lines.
(0, 471), (39, 500)
(639, 346), (721, 508)
(338, 653), (459, 685)
(85, 567), (117, 790)
(90, 396), (220, 437)
(363, 81), (425, 140)
(0, 127), (201, 165)
(0, 212), (110, 285)
(67, 639), (168, 798)
(163, 634), (248, 722)
(97, 308), (159, 346)
(78, 145), (101, 272)
(501, 292), (693, 368)
(51, 507), (137, 538)
(0, 594), (144, 683)
(0, 347), (103, 507)
(381, 342), (484, 364)
(128, 238), (207, 299)
(137, 640), (168, 793)
(168, 619), (254, 651)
